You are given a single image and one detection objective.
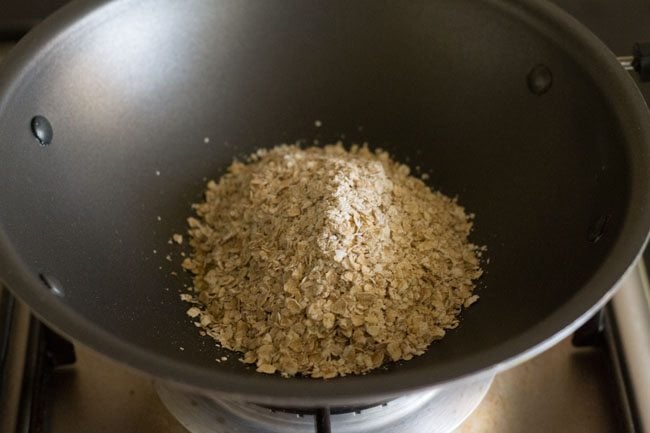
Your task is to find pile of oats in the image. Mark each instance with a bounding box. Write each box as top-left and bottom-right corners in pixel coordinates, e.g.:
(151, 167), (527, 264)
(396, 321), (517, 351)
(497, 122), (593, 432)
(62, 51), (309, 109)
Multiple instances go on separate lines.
(181, 143), (483, 378)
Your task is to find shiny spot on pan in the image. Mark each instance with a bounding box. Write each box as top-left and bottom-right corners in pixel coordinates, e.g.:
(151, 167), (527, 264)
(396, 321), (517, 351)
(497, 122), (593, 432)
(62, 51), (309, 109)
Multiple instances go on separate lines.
(588, 214), (610, 243)
(39, 273), (64, 297)
(31, 115), (53, 145)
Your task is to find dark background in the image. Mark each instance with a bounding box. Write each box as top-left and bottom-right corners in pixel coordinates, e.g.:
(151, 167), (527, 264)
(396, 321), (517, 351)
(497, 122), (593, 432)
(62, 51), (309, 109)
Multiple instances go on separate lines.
(2, 0), (650, 51)
(2, 0), (650, 53)
(0, 0), (69, 39)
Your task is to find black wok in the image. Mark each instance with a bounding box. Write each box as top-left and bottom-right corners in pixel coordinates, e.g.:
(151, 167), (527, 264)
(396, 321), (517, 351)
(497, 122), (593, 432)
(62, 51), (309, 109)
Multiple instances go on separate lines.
(0, 0), (649, 406)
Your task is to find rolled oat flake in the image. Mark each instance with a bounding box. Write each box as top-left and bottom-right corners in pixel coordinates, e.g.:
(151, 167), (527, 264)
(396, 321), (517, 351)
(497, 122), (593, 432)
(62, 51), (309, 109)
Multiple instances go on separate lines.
(180, 142), (484, 378)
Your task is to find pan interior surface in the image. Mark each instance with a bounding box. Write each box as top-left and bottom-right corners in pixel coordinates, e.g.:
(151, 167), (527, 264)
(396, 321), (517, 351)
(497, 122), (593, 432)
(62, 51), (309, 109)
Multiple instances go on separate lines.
(0, 0), (647, 403)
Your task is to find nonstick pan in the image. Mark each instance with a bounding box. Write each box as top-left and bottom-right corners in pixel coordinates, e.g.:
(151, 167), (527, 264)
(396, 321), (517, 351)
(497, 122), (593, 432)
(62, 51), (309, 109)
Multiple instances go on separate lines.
(0, 0), (649, 406)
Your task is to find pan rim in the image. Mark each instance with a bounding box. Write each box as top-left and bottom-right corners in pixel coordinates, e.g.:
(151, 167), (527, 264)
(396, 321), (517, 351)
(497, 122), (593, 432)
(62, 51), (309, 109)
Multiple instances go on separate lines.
(0, 0), (649, 405)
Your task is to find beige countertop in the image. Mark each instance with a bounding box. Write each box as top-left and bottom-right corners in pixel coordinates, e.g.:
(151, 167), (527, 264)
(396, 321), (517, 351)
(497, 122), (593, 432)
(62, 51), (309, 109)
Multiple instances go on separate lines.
(456, 338), (619, 433)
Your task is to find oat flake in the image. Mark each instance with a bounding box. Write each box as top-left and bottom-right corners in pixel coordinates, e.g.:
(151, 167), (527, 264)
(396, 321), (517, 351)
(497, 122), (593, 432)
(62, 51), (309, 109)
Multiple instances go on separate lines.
(181, 143), (484, 378)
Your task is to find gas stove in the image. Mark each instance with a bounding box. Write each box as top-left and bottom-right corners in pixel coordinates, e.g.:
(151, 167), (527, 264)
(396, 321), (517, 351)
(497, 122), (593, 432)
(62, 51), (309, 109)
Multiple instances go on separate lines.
(1, 1), (650, 433)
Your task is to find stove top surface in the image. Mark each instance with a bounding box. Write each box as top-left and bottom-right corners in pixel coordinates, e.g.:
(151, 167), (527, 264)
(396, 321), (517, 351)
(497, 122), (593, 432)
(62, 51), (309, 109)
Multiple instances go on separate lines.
(42, 334), (620, 433)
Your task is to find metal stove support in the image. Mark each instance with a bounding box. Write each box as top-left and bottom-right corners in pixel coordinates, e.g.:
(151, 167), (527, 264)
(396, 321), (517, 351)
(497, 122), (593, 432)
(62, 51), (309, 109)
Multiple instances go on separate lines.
(610, 262), (650, 433)
(314, 408), (331, 433)
(573, 261), (650, 433)
(618, 42), (650, 80)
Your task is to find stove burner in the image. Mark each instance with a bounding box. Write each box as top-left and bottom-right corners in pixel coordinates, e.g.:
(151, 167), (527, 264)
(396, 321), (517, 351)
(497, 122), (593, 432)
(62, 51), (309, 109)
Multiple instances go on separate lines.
(156, 374), (493, 433)
(261, 401), (391, 433)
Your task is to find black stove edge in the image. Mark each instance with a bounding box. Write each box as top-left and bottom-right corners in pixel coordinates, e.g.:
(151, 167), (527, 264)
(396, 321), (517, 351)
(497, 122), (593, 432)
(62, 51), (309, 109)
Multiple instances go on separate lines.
(0, 288), (27, 433)
(0, 287), (75, 433)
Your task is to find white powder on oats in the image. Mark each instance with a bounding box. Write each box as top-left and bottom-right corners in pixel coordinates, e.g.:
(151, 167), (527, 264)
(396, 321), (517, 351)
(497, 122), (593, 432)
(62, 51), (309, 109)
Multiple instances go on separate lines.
(180, 143), (483, 378)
